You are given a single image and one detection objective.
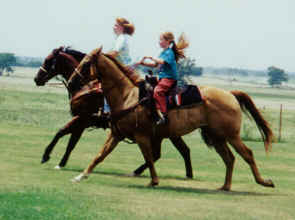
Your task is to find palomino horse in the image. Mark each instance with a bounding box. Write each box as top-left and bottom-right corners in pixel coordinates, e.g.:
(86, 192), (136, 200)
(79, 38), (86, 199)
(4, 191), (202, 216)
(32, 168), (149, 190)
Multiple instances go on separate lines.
(69, 47), (274, 191)
(34, 47), (194, 178)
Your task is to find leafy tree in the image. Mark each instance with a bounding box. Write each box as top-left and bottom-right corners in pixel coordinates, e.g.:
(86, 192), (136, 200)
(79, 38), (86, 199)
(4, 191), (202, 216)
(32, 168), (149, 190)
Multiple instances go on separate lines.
(0, 53), (16, 76)
(267, 66), (288, 87)
(192, 66), (203, 76)
(15, 56), (42, 67)
(177, 57), (202, 87)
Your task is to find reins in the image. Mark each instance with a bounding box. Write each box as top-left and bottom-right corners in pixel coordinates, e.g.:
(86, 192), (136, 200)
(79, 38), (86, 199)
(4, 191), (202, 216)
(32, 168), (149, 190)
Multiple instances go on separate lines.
(39, 66), (48, 73)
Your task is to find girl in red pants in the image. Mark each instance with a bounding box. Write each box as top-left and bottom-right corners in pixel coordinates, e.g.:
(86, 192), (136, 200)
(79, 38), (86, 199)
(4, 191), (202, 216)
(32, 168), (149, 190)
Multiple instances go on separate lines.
(137, 32), (189, 125)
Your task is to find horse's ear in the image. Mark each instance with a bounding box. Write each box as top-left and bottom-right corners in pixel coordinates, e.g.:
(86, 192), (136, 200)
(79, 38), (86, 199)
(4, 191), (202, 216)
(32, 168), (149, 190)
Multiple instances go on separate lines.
(97, 46), (103, 54)
(89, 46), (103, 62)
(53, 46), (64, 55)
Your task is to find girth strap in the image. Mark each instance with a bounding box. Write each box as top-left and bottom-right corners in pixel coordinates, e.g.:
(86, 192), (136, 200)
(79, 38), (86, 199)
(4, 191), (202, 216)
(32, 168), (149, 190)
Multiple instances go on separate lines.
(109, 97), (149, 144)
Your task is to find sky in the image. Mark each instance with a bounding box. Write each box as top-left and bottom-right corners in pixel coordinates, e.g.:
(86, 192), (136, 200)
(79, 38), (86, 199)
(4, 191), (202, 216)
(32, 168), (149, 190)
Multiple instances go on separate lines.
(1, 0), (295, 71)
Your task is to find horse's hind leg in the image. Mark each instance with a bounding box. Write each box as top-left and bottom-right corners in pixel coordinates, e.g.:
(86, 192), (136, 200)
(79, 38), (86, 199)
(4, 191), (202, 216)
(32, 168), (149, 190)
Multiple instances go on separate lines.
(169, 137), (193, 178)
(228, 136), (275, 188)
(213, 140), (235, 191)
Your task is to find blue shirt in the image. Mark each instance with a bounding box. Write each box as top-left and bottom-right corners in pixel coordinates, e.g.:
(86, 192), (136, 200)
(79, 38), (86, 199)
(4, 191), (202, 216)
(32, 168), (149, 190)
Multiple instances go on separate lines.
(158, 48), (177, 80)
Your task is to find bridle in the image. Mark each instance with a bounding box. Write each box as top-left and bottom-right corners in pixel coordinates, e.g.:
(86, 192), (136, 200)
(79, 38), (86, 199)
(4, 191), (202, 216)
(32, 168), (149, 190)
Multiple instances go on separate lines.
(39, 66), (48, 73)
(38, 51), (72, 91)
(38, 52), (59, 83)
(69, 54), (103, 89)
(73, 67), (86, 79)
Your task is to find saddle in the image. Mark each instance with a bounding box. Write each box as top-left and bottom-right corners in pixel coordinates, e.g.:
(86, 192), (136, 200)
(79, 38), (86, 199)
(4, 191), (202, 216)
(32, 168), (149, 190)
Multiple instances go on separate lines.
(139, 75), (203, 113)
(70, 80), (104, 116)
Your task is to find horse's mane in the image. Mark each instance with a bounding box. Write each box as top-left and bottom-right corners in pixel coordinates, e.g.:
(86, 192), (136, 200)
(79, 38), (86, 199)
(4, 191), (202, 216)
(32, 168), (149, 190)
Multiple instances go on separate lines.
(103, 53), (143, 86)
(64, 47), (86, 62)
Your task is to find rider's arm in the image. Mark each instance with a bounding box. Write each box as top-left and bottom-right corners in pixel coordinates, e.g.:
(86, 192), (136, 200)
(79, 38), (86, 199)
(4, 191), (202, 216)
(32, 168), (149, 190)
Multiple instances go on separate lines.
(148, 57), (165, 65)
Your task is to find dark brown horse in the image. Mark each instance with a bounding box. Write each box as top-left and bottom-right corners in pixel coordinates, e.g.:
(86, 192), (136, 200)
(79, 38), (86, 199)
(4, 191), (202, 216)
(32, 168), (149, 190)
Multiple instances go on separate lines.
(34, 47), (193, 178)
(34, 47), (105, 169)
(69, 47), (274, 191)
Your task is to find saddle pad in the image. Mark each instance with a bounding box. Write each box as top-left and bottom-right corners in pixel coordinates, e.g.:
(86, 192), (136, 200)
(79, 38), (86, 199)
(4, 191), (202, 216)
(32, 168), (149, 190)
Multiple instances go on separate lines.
(168, 85), (203, 109)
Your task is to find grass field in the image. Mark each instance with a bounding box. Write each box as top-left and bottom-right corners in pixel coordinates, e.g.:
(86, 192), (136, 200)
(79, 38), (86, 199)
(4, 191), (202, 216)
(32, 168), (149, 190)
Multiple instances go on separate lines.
(0, 68), (295, 220)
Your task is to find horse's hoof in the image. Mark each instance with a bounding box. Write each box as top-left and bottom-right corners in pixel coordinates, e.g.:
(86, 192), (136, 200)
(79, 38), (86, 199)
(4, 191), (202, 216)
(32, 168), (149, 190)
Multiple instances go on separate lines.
(41, 155), (50, 164)
(147, 181), (159, 187)
(125, 172), (139, 177)
(265, 179), (275, 188)
(71, 173), (88, 183)
(54, 165), (61, 170)
(218, 186), (231, 191)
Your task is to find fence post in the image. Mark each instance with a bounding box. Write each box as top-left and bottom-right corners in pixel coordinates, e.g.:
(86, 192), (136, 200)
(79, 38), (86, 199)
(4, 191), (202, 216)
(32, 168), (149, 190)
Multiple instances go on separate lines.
(278, 104), (283, 142)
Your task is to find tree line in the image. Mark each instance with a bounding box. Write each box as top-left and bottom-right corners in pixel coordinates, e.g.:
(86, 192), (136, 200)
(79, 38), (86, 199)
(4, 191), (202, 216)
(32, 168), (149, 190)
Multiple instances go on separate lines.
(0, 53), (42, 76)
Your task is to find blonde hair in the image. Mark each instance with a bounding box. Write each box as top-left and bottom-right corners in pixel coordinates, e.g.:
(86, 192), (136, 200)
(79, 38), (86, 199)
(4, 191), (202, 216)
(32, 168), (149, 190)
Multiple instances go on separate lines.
(116, 17), (135, 35)
(162, 32), (189, 62)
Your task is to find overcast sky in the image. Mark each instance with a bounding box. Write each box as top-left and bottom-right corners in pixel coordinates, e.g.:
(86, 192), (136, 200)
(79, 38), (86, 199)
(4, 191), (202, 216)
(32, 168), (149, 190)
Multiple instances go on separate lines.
(1, 0), (294, 71)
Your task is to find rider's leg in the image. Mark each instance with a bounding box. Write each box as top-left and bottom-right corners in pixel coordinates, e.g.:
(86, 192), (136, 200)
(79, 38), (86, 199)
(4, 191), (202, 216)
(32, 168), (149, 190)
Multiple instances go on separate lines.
(153, 78), (176, 125)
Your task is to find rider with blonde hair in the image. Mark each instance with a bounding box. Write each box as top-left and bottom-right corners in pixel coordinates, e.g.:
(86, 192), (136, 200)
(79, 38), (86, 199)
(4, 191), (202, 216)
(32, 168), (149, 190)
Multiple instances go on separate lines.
(138, 32), (189, 125)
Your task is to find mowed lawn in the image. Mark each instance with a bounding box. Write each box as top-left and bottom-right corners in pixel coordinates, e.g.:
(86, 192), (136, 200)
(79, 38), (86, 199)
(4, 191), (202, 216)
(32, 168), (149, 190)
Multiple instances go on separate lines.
(0, 70), (295, 220)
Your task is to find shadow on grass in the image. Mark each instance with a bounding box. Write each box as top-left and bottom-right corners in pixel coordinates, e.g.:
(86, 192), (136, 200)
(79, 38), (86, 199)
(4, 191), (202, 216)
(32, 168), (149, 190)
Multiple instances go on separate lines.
(55, 167), (277, 196)
(127, 184), (275, 196)
(54, 167), (194, 181)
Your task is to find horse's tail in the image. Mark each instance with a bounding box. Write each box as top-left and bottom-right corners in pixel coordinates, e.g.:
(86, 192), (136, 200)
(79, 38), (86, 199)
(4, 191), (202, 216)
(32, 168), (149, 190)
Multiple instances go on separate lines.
(231, 90), (274, 152)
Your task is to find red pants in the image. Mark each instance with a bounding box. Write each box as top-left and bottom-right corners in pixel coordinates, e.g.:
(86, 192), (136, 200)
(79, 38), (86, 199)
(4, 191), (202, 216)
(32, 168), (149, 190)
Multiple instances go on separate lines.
(153, 78), (176, 114)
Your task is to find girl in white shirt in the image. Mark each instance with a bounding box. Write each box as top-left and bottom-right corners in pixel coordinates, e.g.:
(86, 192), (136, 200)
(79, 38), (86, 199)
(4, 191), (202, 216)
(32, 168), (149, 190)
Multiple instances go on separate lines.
(109, 17), (135, 65)
(104, 18), (136, 113)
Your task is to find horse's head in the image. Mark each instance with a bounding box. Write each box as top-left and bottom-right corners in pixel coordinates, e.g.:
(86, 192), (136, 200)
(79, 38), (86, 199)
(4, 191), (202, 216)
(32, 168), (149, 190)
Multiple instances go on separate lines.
(68, 47), (102, 93)
(34, 47), (65, 86)
(34, 47), (84, 86)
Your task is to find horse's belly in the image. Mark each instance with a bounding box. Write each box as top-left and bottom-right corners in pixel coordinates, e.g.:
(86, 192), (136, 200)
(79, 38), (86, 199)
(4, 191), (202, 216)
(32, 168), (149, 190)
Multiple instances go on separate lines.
(166, 106), (207, 137)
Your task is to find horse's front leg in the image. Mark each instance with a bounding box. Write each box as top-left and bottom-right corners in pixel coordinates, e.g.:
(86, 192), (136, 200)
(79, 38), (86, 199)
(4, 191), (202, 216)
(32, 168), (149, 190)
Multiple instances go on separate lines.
(132, 137), (193, 179)
(41, 116), (82, 164)
(57, 127), (85, 169)
(132, 138), (162, 176)
(72, 131), (120, 182)
(169, 137), (193, 178)
(57, 115), (102, 168)
(135, 134), (159, 186)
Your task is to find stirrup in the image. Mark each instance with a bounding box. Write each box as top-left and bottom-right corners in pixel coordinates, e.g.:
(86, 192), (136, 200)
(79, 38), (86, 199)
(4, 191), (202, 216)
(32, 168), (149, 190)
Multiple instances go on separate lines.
(156, 116), (168, 125)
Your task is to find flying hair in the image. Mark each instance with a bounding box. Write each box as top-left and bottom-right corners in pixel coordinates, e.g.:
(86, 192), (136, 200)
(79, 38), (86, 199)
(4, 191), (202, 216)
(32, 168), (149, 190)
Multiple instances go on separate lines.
(162, 32), (189, 62)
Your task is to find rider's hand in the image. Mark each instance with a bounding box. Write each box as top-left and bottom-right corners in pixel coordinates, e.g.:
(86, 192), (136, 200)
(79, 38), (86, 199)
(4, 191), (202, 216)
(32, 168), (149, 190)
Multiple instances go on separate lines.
(144, 56), (153, 60)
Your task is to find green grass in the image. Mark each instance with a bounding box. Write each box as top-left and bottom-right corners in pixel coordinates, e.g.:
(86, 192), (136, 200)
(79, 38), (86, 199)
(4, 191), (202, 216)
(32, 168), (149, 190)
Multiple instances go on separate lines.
(0, 70), (295, 219)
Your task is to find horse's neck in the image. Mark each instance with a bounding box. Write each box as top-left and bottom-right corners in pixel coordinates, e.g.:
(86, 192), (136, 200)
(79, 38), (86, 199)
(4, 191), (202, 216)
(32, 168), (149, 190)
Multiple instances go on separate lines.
(99, 55), (139, 111)
(105, 86), (139, 112)
(58, 55), (78, 97)
(60, 53), (79, 81)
